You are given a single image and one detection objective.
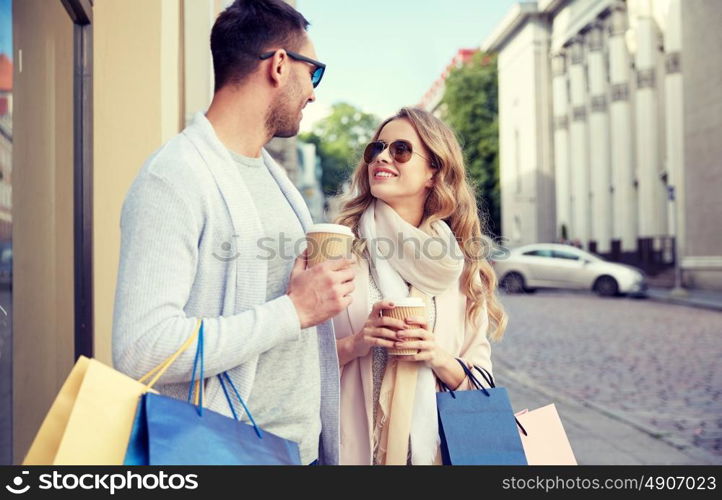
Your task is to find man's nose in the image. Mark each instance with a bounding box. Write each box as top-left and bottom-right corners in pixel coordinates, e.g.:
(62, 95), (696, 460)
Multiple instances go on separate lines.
(307, 90), (316, 104)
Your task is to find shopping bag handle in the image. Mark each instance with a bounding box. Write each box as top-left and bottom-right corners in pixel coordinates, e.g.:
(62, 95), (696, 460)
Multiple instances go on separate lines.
(187, 320), (205, 416)
(138, 319), (203, 390)
(180, 321), (263, 437)
(455, 359), (491, 395)
(437, 359), (491, 398)
(473, 365), (496, 388)
(457, 361), (528, 437)
(217, 372), (263, 439)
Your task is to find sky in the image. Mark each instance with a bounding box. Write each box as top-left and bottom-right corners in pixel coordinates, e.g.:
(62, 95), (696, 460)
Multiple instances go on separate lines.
(0, 0), (519, 116)
(296, 0), (519, 131)
(0, 0), (10, 59)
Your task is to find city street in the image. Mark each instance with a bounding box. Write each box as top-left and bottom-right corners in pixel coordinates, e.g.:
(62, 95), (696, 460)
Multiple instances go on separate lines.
(493, 290), (722, 465)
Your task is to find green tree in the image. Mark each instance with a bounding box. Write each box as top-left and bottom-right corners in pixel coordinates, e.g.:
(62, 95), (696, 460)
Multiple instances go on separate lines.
(442, 52), (501, 237)
(299, 102), (379, 196)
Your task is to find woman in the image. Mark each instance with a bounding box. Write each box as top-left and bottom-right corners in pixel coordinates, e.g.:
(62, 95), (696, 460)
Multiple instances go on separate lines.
(332, 107), (508, 465)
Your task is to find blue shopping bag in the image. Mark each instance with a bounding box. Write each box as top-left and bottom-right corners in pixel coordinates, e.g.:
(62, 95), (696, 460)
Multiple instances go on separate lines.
(436, 360), (527, 465)
(124, 321), (301, 465)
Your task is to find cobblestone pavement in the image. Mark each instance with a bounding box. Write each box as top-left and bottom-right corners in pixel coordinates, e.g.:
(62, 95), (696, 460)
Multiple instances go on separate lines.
(492, 290), (722, 460)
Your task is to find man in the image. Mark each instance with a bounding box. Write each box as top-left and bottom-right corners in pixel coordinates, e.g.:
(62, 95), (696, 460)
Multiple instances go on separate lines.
(112, 0), (355, 465)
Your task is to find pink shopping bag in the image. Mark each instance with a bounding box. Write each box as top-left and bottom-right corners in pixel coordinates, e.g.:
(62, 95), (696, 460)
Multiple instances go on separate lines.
(515, 404), (577, 465)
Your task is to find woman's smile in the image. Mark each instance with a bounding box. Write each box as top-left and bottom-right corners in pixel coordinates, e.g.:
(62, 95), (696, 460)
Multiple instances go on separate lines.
(371, 166), (399, 181)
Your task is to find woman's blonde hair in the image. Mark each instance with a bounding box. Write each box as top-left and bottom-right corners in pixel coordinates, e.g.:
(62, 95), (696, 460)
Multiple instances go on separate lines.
(334, 107), (507, 341)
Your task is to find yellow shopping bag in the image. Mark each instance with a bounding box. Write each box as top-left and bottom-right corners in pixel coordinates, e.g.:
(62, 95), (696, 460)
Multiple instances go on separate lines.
(22, 321), (202, 465)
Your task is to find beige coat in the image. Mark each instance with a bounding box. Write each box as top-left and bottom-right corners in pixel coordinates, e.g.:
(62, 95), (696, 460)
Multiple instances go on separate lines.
(332, 257), (494, 465)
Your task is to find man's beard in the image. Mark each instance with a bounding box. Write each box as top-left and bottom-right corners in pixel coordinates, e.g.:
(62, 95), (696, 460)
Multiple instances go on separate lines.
(266, 79), (304, 138)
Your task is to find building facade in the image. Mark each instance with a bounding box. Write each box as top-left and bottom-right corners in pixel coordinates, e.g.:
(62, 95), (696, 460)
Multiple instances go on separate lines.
(0, 16), (12, 466)
(484, 0), (722, 289)
(296, 141), (325, 222)
(4, 0), (309, 465)
(0, 53), (10, 243)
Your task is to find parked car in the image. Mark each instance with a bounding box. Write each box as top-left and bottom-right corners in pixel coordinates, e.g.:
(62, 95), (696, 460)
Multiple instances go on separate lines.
(492, 243), (647, 297)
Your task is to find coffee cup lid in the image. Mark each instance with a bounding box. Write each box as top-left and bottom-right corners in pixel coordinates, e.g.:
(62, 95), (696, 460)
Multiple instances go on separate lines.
(307, 224), (355, 237)
(386, 297), (425, 308)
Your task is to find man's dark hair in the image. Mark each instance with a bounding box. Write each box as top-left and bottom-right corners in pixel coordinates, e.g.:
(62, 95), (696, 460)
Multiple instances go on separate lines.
(211, 0), (310, 92)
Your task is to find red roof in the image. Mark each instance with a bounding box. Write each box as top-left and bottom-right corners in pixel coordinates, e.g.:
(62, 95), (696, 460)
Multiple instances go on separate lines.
(418, 48), (479, 108)
(455, 48), (477, 64)
(0, 54), (12, 91)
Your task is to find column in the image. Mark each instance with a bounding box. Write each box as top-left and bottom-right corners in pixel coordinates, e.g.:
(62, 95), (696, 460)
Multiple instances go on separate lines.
(635, 11), (667, 239)
(586, 22), (612, 253)
(551, 52), (571, 242)
(568, 38), (590, 246)
(664, 0), (685, 284)
(608, 2), (637, 252)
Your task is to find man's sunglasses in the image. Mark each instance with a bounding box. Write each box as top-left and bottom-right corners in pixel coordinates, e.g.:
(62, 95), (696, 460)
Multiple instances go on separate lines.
(259, 50), (326, 88)
(363, 140), (435, 166)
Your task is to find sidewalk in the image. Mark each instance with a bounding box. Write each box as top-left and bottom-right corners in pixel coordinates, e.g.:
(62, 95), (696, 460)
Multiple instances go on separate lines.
(646, 287), (722, 312)
(495, 360), (721, 465)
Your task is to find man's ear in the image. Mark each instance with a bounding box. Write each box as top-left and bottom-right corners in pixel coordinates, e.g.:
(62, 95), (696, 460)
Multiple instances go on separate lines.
(268, 49), (289, 88)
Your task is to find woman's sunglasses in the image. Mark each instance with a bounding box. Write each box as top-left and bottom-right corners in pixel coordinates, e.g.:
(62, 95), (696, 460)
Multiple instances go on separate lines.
(363, 140), (435, 165)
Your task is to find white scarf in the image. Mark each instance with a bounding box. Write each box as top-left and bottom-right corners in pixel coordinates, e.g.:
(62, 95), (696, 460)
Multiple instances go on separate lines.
(358, 199), (464, 464)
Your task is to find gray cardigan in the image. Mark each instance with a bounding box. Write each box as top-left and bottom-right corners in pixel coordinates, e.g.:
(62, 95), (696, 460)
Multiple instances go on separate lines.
(112, 112), (340, 464)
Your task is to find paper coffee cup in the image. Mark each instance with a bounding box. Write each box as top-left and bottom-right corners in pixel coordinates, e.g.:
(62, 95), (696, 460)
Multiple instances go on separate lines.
(382, 297), (427, 356)
(305, 223), (355, 268)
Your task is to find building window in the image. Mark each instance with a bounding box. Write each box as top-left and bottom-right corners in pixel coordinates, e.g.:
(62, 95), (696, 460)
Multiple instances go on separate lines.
(605, 52), (611, 83)
(513, 215), (522, 242)
(566, 78), (571, 103)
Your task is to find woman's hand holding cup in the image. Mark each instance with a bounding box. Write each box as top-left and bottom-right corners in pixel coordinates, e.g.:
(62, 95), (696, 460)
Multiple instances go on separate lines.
(394, 316), (444, 368)
(351, 300), (408, 358)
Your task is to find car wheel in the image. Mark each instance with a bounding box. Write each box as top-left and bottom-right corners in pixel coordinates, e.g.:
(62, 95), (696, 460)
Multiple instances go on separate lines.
(501, 272), (526, 294)
(593, 275), (619, 297)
